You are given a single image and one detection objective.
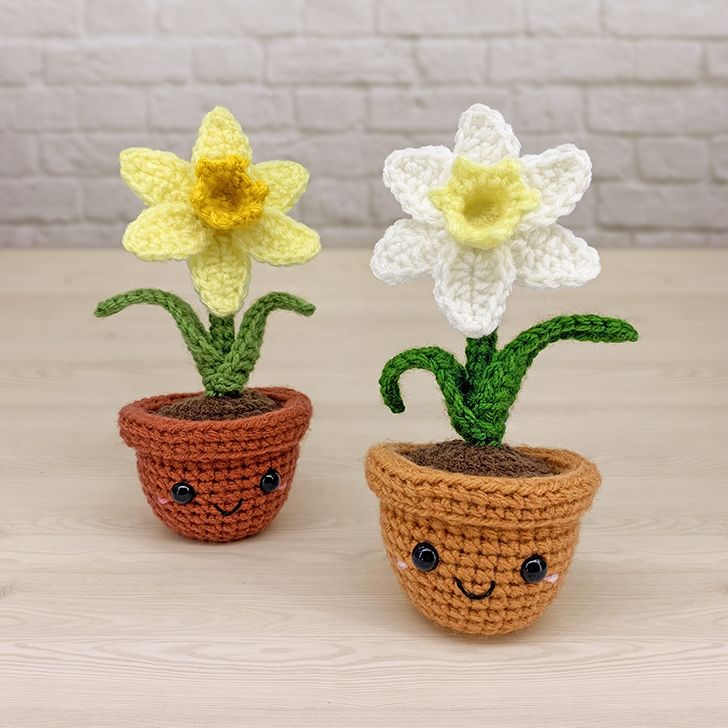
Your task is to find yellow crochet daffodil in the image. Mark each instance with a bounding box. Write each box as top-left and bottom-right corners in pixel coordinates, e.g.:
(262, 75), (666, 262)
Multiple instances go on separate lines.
(120, 106), (320, 317)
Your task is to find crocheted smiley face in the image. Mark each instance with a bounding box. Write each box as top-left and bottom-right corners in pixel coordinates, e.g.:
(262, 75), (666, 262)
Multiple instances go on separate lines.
(119, 388), (312, 543)
(386, 516), (579, 635)
(137, 446), (300, 543)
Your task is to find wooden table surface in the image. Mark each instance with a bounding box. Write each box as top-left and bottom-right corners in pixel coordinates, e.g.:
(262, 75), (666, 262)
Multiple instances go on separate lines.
(1, 248), (726, 727)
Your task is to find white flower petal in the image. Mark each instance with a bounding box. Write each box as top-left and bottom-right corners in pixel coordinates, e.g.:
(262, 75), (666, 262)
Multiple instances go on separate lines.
(371, 219), (448, 284)
(511, 224), (600, 289)
(453, 104), (521, 166)
(518, 144), (591, 230)
(433, 242), (516, 337)
(383, 145), (452, 222)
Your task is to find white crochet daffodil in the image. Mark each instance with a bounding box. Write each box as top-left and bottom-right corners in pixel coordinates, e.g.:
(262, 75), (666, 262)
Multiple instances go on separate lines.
(120, 106), (320, 317)
(371, 104), (600, 337)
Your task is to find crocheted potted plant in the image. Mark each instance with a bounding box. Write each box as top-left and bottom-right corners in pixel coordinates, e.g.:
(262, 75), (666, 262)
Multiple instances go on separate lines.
(95, 106), (319, 543)
(366, 104), (638, 635)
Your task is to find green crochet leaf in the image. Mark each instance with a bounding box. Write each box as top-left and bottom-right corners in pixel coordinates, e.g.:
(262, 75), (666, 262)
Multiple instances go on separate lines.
(379, 346), (498, 443)
(208, 314), (236, 356)
(378, 315), (638, 447)
(495, 315), (638, 376)
(466, 315), (639, 445)
(94, 288), (222, 382)
(96, 289), (316, 398)
(202, 292), (316, 396)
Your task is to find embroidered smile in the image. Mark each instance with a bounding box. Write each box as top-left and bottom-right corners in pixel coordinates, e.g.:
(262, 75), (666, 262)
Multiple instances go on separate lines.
(454, 578), (496, 600)
(213, 499), (244, 516)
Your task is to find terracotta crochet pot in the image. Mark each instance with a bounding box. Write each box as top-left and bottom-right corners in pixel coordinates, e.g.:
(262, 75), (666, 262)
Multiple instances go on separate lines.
(119, 387), (312, 543)
(365, 443), (601, 635)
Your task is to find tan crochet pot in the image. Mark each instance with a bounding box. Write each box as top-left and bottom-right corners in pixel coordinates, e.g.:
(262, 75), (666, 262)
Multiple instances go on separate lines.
(365, 443), (601, 635)
(119, 387), (312, 543)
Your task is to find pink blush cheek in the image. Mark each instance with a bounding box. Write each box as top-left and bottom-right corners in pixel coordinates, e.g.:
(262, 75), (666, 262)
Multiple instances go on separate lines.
(157, 496), (169, 505)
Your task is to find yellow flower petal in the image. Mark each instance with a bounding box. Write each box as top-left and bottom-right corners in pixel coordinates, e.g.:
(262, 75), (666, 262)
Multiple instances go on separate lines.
(191, 107), (252, 165)
(123, 203), (210, 261)
(236, 209), (320, 266)
(252, 160), (309, 213)
(120, 149), (193, 206)
(187, 235), (251, 317)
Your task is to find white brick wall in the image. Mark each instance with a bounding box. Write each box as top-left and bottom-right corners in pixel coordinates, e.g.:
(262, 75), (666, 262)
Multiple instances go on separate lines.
(1, 0), (727, 247)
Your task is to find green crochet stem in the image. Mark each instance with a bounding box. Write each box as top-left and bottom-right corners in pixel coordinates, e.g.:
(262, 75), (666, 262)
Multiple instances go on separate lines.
(379, 314), (639, 446)
(208, 314), (235, 356)
(202, 292), (315, 396)
(94, 289), (315, 397)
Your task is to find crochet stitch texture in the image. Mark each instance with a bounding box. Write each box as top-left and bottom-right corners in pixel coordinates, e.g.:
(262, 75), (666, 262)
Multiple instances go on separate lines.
(379, 315), (638, 446)
(120, 388), (312, 542)
(366, 443), (601, 635)
(121, 106), (319, 317)
(365, 102), (638, 636)
(96, 290), (315, 397)
(371, 104), (598, 338)
(429, 157), (540, 249)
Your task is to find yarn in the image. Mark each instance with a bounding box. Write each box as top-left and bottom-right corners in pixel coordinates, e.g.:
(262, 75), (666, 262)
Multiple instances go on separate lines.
(189, 155), (269, 231)
(378, 345), (492, 443)
(365, 442), (602, 635)
(202, 292), (315, 396)
(454, 104), (521, 166)
(156, 390), (280, 421)
(122, 203), (208, 261)
(519, 144), (592, 230)
(119, 387), (312, 543)
(432, 241), (515, 339)
(94, 287), (223, 374)
(468, 315), (638, 445)
(95, 290), (315, 397)
(405, 440), (556, 478)
(428, 157), (540, 249)
(187, 234), (252, 319)
(208, 313), (235, 355)
(382, 145), (452, 224)
(379, 314), (639, 446)
(120, 106), (320, 318)
(252, 160), (310, 214)
(367, 103), (639, 635)
(120, 148), (195, 207)
(371, 103), (597, 338)
(192, 105), (251, 163)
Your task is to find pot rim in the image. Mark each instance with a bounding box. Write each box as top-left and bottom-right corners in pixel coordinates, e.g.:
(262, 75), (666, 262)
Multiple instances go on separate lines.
(366, 441), (601, 528)
(118, 386), (312, 459)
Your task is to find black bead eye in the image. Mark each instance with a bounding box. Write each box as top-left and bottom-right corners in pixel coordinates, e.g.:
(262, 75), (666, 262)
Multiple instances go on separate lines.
(520, 555), (548, 584)
(170, 481), (195, 504)
(411, 542), (439, 572)
(259, 468), (281, 494)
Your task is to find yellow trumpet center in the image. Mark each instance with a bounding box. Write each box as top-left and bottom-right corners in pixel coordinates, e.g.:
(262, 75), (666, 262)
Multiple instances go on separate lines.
(190, 155), (269, 231)
(429, 156), (540, 249)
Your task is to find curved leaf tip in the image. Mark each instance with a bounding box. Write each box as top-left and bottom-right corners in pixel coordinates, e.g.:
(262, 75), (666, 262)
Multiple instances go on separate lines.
(94, 299), (116, 317)
(618, 321), (639, 342)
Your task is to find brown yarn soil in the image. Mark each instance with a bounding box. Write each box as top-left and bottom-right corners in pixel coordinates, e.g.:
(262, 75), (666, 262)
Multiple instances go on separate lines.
(406, 440), (557, 478)
(156, 390), (281, 421)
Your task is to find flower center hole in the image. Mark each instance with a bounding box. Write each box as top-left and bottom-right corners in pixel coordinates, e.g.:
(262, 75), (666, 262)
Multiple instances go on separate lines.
(462, 187), (504, 226)
(209, 175), (243, 210)
(191, 155), (269, 231)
